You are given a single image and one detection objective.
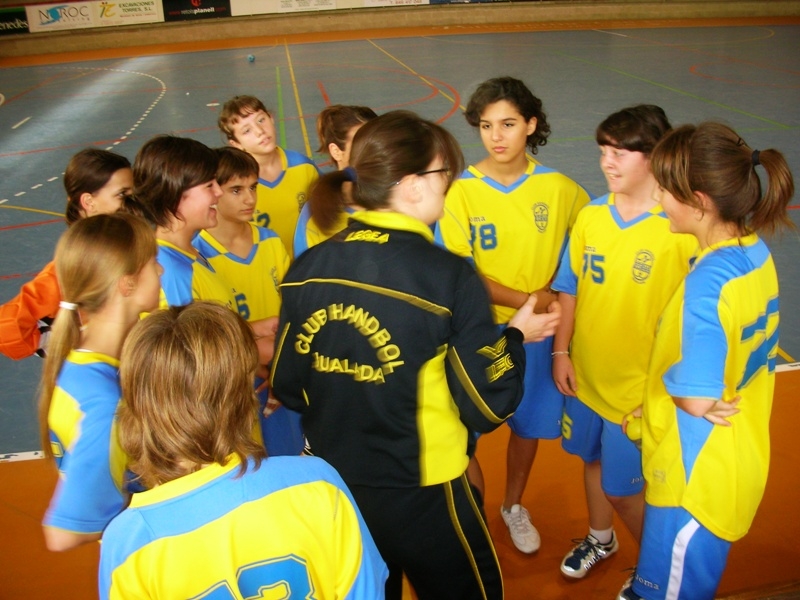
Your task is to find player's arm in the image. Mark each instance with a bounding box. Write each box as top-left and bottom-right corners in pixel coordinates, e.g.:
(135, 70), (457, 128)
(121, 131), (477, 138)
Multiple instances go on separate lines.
(482, 276), (556, 314)
(251, 316), (278, 366)
(551, 291), (577, 397)
(673, 396), (740, 425)
(0, 261), (61, 360)
(445, 274), (558, 433)
(42, 526), (101, 552)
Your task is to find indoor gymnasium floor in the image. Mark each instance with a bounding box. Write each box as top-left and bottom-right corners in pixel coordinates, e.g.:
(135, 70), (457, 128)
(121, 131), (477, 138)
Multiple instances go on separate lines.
(1, 15), (799, 599)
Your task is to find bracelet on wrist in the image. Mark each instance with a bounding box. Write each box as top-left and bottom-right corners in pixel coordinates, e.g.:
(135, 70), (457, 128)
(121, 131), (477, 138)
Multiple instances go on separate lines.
(551, 351), (570, 357)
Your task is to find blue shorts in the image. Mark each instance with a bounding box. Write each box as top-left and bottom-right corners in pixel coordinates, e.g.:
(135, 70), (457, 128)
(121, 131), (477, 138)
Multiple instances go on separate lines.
(505, 333), (564, 440)
(561, 396), (644, 496)
(633, 505), (731, 600)
(257, 379), (305, 456)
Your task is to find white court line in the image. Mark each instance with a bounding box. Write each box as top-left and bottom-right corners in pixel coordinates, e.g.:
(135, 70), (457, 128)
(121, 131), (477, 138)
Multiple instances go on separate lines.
(0, 450), (43, 463)
(777, 362), (800, 372)
(593, 29), (628, 37)
(12, 116), (31, 129)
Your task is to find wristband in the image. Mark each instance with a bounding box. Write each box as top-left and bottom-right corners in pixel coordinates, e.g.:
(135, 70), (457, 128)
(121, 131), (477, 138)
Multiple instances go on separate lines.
(551, 351), (569, 357)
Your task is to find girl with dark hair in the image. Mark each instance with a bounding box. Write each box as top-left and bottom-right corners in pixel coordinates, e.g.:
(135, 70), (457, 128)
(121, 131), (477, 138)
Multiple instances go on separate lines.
(271, 110), (561, 600)
(551, 105), (696, 580)
(436, 76), (591, 554)
(619, 122), (794, 600)
(0, 149), (134, 360)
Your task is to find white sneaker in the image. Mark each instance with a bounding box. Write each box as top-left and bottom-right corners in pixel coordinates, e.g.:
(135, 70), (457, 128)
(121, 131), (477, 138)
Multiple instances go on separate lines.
(501, 504), (541, 554)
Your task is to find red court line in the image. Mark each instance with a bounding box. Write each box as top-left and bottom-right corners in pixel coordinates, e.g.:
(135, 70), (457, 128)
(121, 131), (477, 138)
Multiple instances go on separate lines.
(0, 218), (63, 231)
(317, 81), (331, 106)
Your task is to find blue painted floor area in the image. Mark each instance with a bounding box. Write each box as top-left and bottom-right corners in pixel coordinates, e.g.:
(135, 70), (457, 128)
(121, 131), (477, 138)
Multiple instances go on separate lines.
(1, 24), (799, 454)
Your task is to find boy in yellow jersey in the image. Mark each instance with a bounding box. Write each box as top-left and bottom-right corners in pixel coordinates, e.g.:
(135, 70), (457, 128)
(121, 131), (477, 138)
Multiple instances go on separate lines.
(436, 77), (589, 554)
(218, 95), (320, 258)
(551, 106), (696, 580)
(100, 302), (387, 600)
(193, 147), (302, 456)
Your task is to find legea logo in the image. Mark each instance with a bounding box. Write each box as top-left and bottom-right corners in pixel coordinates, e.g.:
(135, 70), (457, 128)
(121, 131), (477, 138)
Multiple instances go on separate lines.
(38, 4), (91, 25)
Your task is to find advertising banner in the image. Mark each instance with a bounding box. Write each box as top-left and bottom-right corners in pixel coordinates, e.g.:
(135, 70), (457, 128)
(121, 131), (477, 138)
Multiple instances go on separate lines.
(0, 7), (29, 36)
(96, 0), (163, 27)
(364, 0), (429, 6)
(26, 2), (96, 33)
(163, 0), (231, 21)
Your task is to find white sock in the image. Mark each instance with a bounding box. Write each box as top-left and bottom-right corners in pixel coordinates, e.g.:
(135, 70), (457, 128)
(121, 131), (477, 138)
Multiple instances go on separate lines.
(589, 527), (614, 545)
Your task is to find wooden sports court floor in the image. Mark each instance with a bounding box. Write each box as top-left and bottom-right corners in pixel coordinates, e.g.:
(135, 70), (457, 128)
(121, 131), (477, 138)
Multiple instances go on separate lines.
(1, 15), (799, 599)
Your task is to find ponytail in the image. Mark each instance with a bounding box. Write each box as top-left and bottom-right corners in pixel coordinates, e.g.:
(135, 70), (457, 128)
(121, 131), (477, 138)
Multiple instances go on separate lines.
(749, 148), (795, 235)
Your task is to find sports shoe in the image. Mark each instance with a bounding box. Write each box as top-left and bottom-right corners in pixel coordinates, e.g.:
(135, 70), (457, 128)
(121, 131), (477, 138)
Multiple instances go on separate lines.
(500, 504), (541, 554)
(560, 532), (619, 579)
(617, 572), (642, 600)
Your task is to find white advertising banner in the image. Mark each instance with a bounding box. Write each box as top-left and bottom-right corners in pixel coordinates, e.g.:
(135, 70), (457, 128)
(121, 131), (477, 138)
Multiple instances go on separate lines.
(26, 2), (96, 32)
(96, 0), (163, 27)
(364, 0), (428, 6)
(26, 1), (163, 33)
(231, 0), (338, 16)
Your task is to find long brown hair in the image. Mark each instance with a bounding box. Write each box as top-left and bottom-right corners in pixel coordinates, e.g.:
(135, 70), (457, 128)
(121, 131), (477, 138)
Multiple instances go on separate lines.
(309, 110), (464, 229)
(38, 213), (156, 459)
(118, 302), (265, 488)
(651, 122), (795, 235)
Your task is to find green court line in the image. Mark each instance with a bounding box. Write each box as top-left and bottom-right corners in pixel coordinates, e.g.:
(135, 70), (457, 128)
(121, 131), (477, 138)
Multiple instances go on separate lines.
(275, 66), (287, 149)
(553, 51), (793, 130)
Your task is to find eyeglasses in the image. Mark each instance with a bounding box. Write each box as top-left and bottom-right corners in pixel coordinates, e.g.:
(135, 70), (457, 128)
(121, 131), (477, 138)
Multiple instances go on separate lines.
(392, 168), (451, 186)
(416, 168), (450, 178)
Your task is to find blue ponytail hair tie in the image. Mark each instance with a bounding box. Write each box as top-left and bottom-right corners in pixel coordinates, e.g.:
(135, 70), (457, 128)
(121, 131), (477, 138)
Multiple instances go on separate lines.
(343, 166), (357, 183)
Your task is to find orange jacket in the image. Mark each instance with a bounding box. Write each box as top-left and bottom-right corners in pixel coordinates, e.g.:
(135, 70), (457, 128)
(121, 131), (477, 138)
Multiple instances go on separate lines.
(0, 261), (60, 360)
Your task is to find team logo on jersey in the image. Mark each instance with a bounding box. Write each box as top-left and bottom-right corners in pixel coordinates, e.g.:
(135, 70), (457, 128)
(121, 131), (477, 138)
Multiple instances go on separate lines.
(532, 203), (549, 233)
(297, 192), (307, 209)
(632, 250), (655, 283)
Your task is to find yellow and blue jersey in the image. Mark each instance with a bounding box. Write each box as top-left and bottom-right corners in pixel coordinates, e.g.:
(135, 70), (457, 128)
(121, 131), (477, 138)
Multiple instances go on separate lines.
(44, 351), (127, 535)
(99, 454), (388, 600)
(156, 239), (235, 309)
(642, 233), (779, 542)
(435, 159), (590, 324)
(193, 224), (289, 322)
(255, 147), (320, 259)
(551, 193), (697, 423)
(293, 201), (355, 257)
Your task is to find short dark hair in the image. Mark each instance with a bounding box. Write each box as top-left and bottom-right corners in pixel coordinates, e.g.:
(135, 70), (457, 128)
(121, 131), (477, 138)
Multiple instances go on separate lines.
(215, 146), (259, 186)
(133, 135), (218, 229)
(596, 105), (671, 156)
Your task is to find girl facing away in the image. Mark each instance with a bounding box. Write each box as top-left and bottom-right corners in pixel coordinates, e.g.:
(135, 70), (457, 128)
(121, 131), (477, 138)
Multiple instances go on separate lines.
(99, 302), (388, 600)
(293, 104), (378, 256)
(271, 110), (560, 600)
(39, 212), (160, 551)
(0, 149), (134, 360)
(619, 122), (794, 600)
(435, 76), (590, 554)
